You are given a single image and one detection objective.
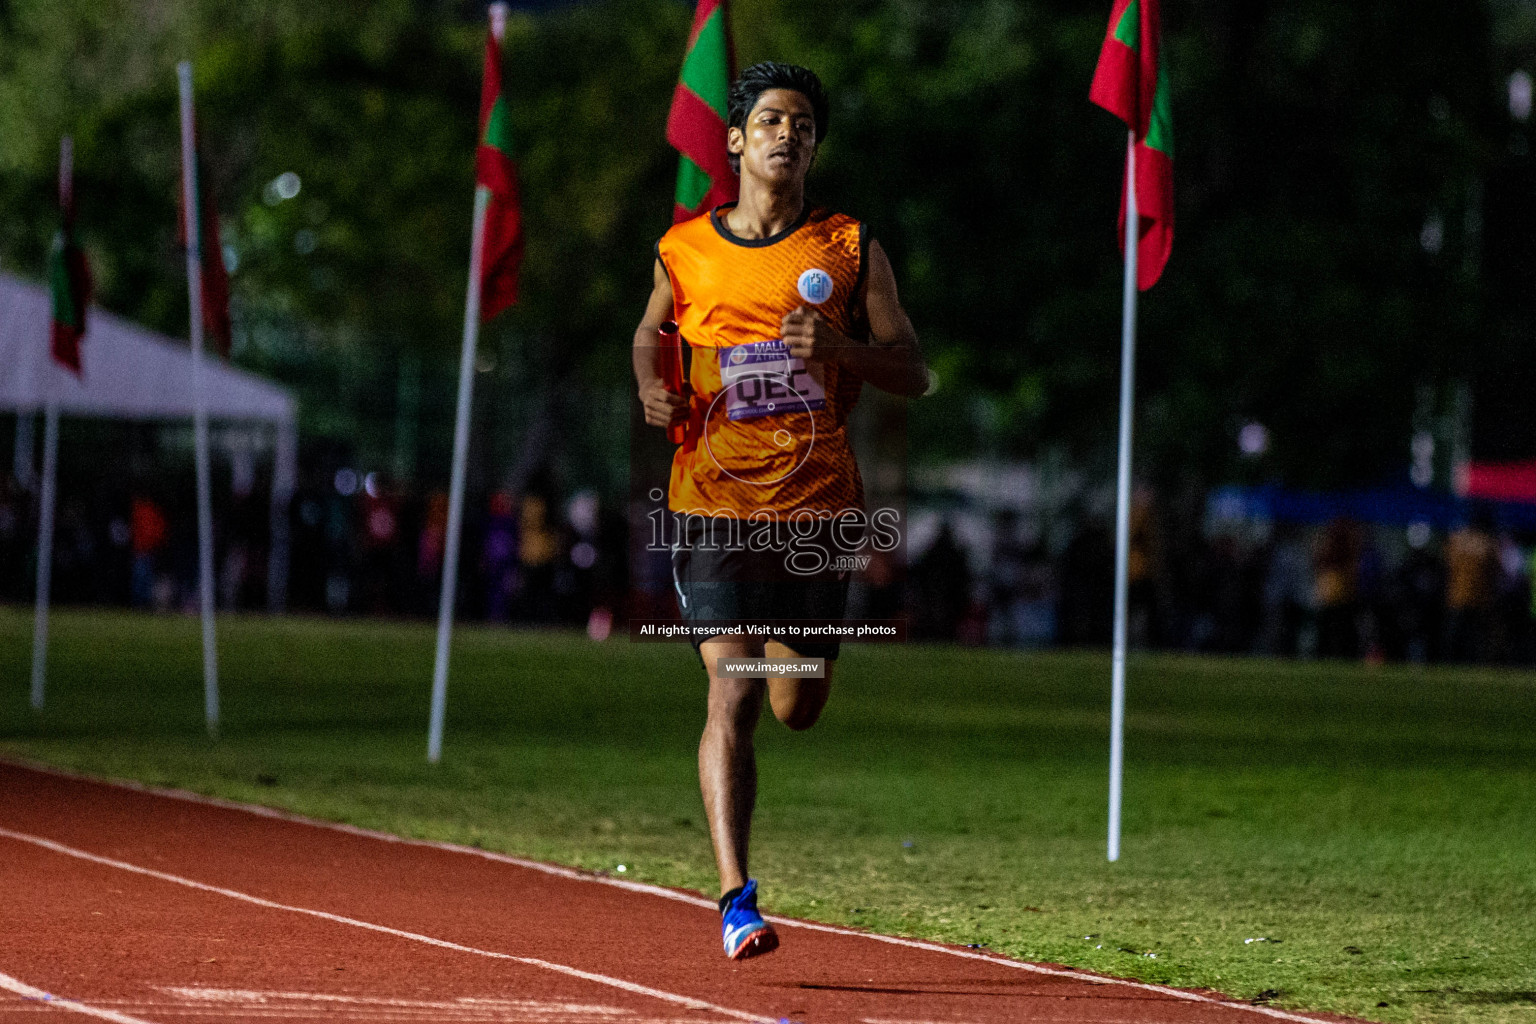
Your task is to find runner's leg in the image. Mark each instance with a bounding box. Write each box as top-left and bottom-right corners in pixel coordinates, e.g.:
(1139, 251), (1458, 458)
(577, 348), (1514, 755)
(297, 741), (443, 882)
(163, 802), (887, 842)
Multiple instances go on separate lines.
(764, 639), (831, 730)
(699, 634), (765, 896)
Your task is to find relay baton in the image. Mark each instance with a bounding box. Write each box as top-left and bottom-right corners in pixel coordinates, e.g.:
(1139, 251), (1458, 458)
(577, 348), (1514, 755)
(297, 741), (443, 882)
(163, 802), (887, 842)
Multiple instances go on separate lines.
(657, 320), (690, 445)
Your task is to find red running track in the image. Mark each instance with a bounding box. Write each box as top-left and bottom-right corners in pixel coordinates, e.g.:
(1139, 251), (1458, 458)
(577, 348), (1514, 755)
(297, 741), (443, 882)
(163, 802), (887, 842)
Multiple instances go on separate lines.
(0, 761), (1362, 1024)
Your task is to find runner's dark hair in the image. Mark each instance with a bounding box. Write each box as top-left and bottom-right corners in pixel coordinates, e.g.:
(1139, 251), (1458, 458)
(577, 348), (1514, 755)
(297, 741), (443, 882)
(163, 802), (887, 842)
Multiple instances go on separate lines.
(727, 61), (829, 174)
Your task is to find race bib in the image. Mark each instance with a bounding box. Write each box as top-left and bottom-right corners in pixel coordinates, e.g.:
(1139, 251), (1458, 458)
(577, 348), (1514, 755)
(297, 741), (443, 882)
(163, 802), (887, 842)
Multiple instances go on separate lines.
(718, 340), (826, 422)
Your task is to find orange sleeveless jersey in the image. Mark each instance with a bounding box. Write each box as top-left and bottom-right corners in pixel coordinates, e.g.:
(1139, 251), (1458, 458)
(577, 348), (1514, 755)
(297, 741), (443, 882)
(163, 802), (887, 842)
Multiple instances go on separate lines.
(658, 205), (868, 518)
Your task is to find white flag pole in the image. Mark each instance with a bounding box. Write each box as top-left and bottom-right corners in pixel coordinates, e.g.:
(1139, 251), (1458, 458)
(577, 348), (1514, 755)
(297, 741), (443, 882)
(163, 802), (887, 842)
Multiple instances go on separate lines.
(1108, 131), (1138, 863)
(31, 136), (73, 712)
(30, 404), (59, 710)
(178, 61), (220, 738)
(428, 2), (507, 764)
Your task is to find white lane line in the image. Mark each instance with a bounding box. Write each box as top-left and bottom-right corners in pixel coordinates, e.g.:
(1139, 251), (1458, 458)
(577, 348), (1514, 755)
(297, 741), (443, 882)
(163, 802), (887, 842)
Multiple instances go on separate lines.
(859, 1018), (1201, 1024)
(0, 973), (161, 1024)
(148, 988), (665, 1021)
(2, 761), (1348, 1024)
(162, 987), (629, 1012)
(859, 1020), (1172, 1024)
(27, 1012), (715, 1024)
(1, 761), (720, 911)
(76, 1012), (710, 1024)
(757, 918), (1343, 1024)
(89, 988), (713, 1023)
(0, 828), (765, 1024)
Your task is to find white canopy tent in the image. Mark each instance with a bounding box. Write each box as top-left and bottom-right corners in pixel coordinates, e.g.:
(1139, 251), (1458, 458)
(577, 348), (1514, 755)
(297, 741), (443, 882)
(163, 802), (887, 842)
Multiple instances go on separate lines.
(0, 270), (298, 610)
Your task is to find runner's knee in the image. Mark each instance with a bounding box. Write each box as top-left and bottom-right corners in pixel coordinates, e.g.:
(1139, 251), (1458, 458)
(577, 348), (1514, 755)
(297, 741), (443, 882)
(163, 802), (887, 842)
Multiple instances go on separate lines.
(702, 637), (765, 732)
(768, 677), (830, 731)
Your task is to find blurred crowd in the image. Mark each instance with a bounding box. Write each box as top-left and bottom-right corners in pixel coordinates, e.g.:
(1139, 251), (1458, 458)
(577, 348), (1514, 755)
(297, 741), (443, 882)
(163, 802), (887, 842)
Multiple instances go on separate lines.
(6, 465), (1536, 666)
(0, 469), (630, 636)
(301, 476), (632, 633)
(905, 500), (1536, 665)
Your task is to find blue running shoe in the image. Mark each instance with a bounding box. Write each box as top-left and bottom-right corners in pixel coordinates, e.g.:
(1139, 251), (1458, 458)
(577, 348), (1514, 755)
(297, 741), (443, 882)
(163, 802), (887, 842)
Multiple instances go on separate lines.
(721, 879), (779, 959)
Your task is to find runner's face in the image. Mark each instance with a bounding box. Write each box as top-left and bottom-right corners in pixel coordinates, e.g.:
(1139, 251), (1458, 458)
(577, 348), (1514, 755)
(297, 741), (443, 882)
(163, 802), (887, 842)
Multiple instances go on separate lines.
(731, 88), (817, 186)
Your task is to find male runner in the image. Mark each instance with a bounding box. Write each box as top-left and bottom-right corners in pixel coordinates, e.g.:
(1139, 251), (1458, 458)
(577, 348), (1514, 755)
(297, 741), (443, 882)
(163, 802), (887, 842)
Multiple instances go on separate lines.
(632, 61), (928, 959)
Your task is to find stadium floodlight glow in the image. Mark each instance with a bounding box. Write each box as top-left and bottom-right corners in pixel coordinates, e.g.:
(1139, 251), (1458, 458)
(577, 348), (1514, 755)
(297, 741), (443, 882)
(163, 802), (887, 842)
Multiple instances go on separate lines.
(1411, 430), (1434, 489)
(1238, 422), (1269, 457)
(586, 607), (613, 641)
(263, 172), (302, 206)
(1511, 70), (1532, 122)
(568, 490), (599, 535)
(1420, 213), (1444, 254)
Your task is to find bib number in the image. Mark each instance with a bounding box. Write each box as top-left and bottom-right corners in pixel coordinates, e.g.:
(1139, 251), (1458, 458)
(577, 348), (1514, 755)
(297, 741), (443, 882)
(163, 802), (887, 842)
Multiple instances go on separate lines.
(719, 340), (826, 422)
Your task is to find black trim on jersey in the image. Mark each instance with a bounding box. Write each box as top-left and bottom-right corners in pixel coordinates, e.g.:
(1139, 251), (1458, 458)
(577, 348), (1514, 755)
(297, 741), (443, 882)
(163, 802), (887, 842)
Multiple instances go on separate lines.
(847, 221), (871, 327)
(709, 202), (814, 248)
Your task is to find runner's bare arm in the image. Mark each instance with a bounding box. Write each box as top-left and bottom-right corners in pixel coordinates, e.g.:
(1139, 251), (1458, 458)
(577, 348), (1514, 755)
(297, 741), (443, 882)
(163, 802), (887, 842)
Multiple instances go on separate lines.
(632, 258), (687, 429)
(781, 239), (929, 398)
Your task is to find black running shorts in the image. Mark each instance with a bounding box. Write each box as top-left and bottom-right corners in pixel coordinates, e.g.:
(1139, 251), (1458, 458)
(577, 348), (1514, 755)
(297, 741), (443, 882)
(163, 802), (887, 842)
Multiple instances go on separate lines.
(670, 515), (852, 661)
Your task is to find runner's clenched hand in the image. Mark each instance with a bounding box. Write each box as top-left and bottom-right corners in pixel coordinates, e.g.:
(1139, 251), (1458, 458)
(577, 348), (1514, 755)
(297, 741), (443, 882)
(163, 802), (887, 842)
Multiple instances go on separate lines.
(639, 380), (688, 429)
(781, 305), (844, 363)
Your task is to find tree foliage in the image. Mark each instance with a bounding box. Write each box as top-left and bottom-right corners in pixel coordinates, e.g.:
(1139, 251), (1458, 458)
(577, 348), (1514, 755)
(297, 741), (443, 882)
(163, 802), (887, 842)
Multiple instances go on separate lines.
(0, 0), (1527, 490)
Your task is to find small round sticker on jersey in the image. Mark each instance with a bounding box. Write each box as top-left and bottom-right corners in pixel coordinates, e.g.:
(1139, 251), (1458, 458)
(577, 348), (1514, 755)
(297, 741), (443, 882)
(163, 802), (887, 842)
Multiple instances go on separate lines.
(797, 267), (834, 305)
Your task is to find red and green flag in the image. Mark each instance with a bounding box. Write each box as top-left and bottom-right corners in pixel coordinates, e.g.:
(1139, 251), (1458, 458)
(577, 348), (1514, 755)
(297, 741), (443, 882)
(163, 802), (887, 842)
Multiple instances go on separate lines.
(177, 139), (232, 357)
(476, 23), (522, 322)
(48, 140), (91, 375)
(1090, 0), (1174, 290)
(666, 0), (736, 223)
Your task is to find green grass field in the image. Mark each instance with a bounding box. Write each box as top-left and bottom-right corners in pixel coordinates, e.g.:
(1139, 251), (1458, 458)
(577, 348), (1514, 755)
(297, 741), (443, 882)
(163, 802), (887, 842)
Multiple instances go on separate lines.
(2, 608), (1533, 1024)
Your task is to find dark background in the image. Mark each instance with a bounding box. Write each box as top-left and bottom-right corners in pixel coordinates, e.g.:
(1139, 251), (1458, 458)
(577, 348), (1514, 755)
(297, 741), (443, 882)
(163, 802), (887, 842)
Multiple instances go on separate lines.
(1, 0), (1531, 489)
(1, 0), (1534, 660)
